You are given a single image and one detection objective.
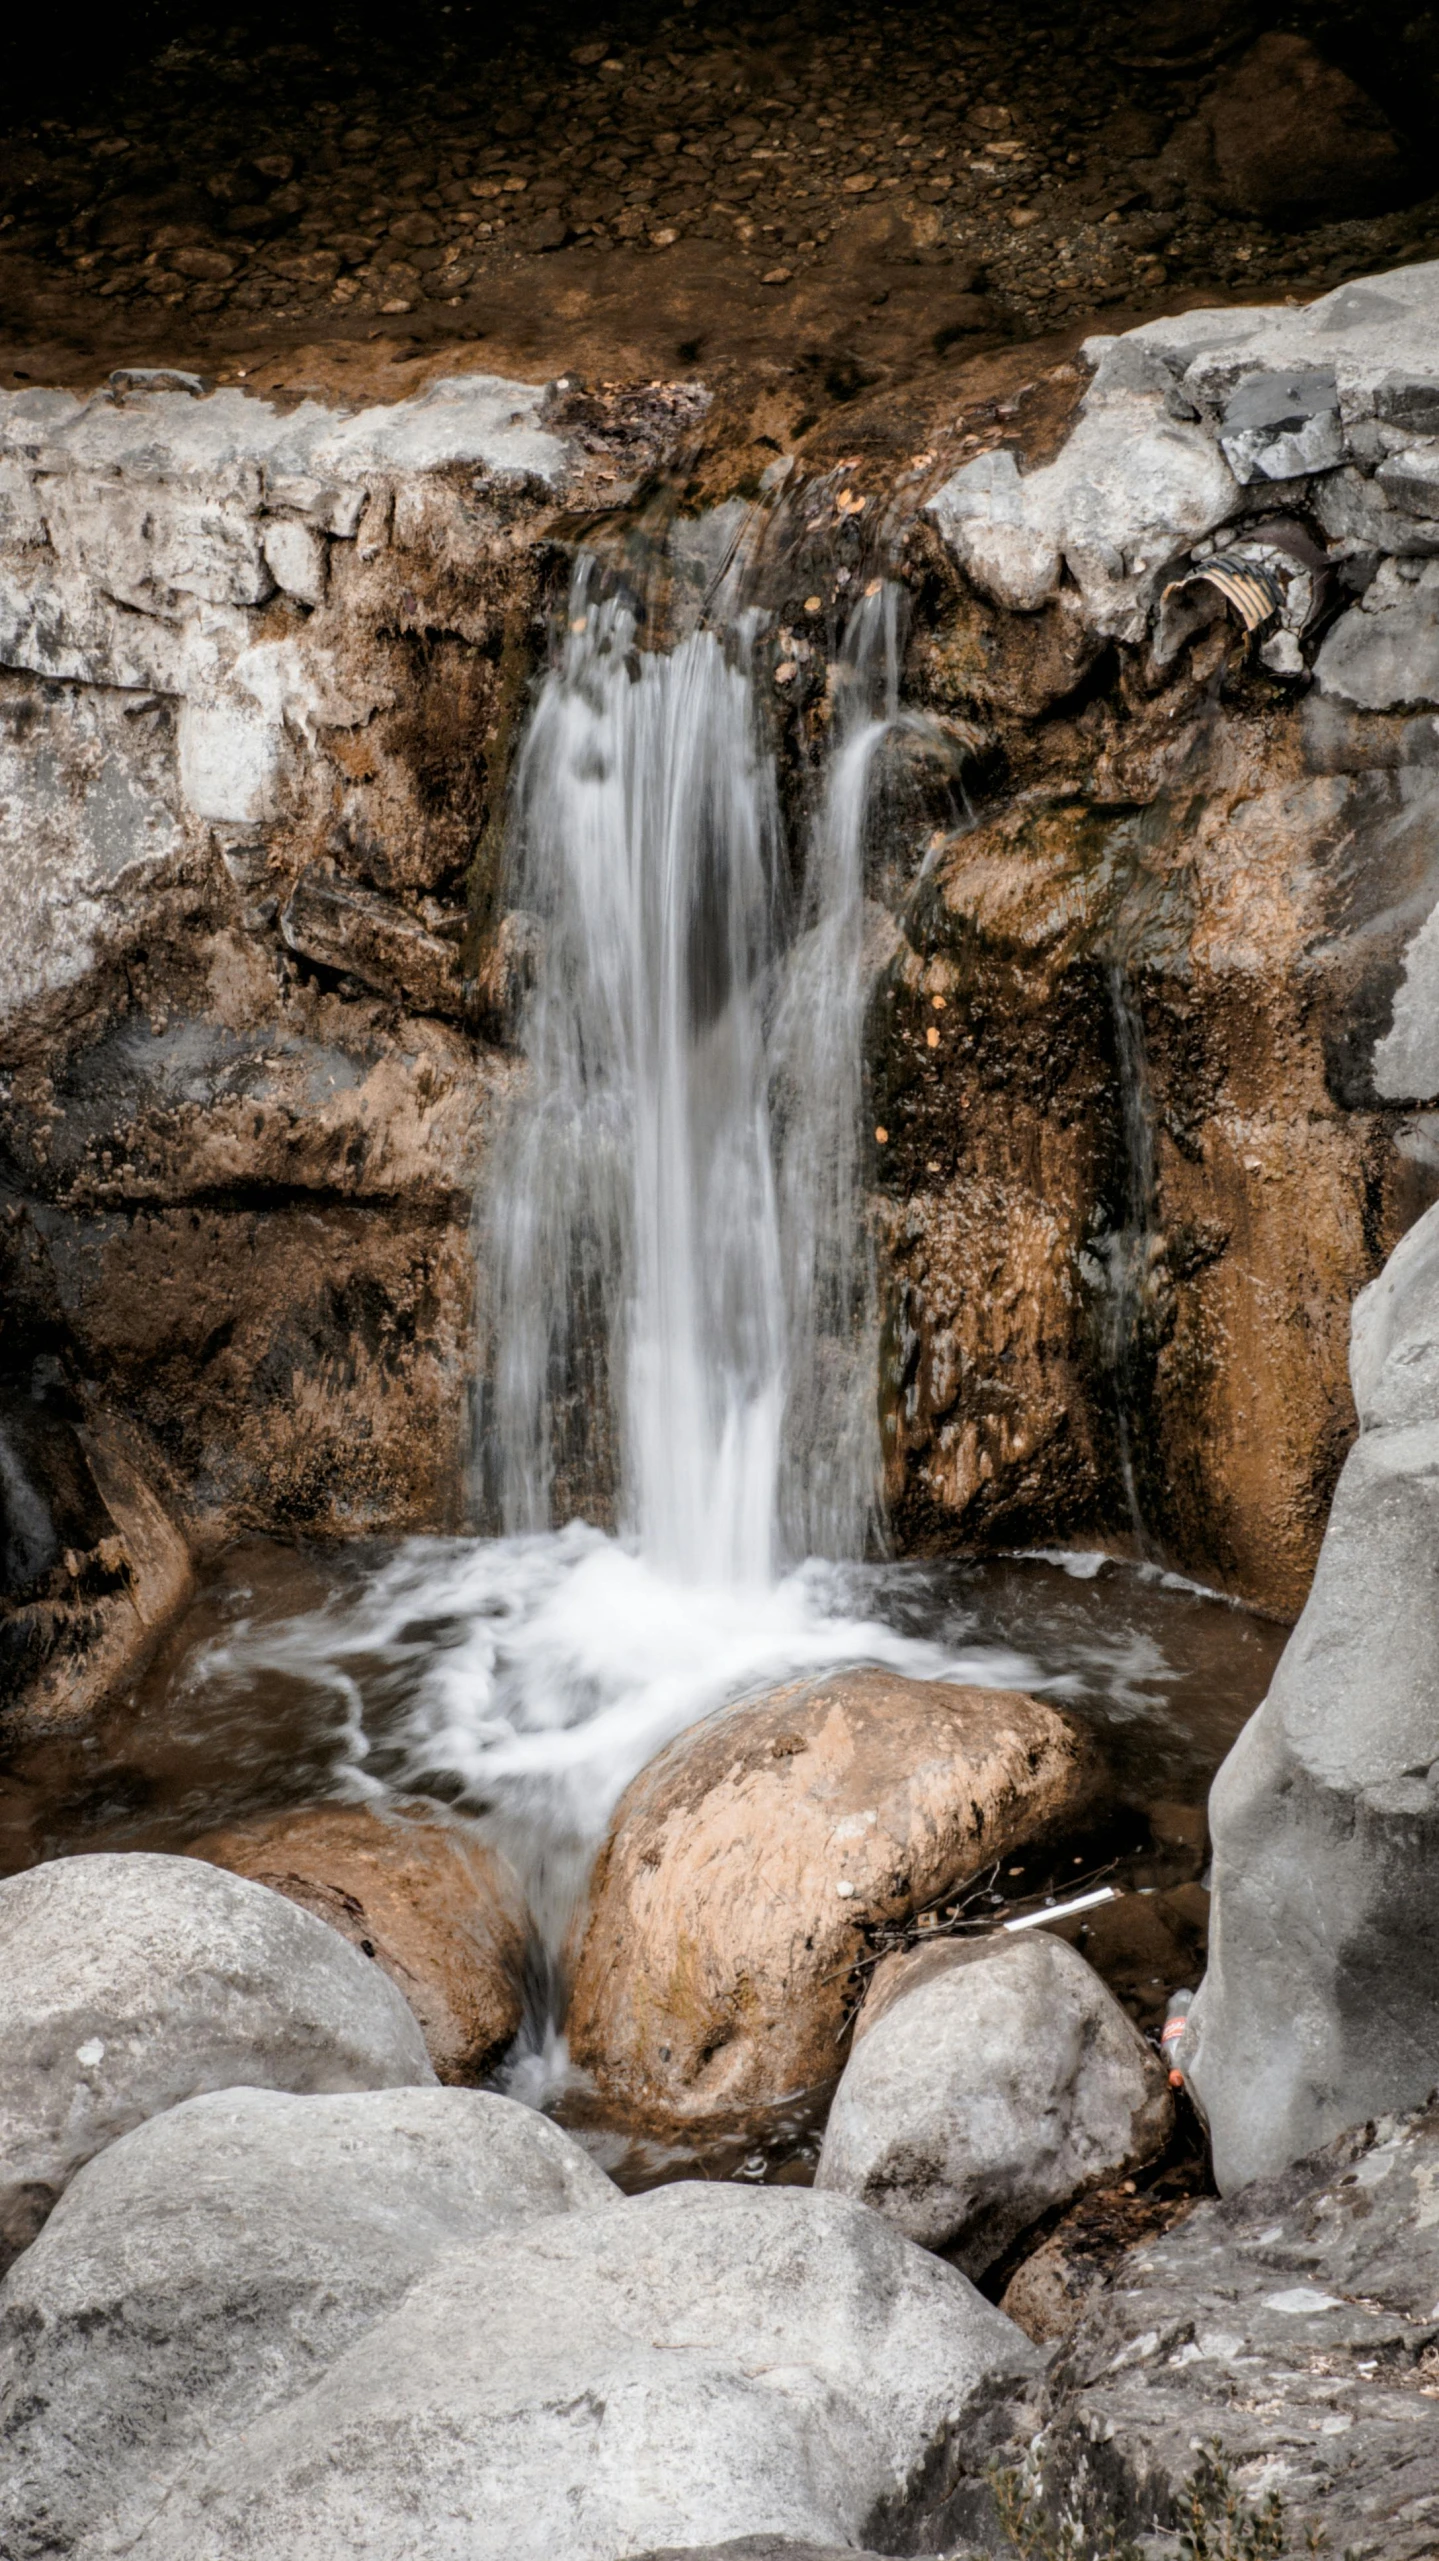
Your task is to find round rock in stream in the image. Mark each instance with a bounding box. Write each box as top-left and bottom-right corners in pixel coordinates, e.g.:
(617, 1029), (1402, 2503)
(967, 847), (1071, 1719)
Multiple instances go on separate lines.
(565, 1670), (1095, 2137)
(124, 2184), (1040, 2561)
(183, 1803), (530, 2085)
(0, 2085), (615, 2561)
(0, 1852), (434, 2270)
(815, 1931), (1172, 2278)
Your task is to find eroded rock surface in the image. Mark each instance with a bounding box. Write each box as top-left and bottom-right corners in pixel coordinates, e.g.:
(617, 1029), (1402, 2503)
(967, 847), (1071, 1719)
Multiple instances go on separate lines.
(1185, 1197), (1439, 2191)
(125, 2184), (1040, 2561)
(0, 1850), (433, 2267)
(892, 261), (1439, 1609)
(565, 1669), (1094, 2138)
(0, 368), (703, 1728)
(0, 2084), (614, 2560)
(815, 1930), (1172, 2276)
(183, 1802), (530, 2084)
(1037, 2102), (1439, 2560)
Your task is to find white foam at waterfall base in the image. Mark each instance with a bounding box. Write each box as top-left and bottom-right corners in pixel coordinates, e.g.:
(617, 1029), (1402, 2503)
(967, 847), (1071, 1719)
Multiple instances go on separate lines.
(182, 1523), (1048, 1945)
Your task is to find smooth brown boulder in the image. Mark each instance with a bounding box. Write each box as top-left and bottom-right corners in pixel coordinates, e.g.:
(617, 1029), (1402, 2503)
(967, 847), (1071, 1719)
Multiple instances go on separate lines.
(1163, 34), (1406, 225)
(185, 1805), (530, 2084)
(565, 1670), (1095, 2136)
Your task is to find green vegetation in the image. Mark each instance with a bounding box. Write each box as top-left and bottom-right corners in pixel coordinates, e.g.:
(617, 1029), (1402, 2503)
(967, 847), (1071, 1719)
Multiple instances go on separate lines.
(988, 2442), (1350, 2561)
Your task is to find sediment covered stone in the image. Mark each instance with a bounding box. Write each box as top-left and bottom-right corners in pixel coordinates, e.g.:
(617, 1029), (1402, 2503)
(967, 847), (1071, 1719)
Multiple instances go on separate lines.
(1161, 34), (1407, 227)
(565, 1670), (1095, 2137)
(815, 1930), (1172, 2276)
(127, 2184), (1041, 2561)
(1186, 1198), (1439, 2191)
(184, 1803), (530, 2084)
(0, 2084), (615, 2559)
(0, 1851), (434, 2269)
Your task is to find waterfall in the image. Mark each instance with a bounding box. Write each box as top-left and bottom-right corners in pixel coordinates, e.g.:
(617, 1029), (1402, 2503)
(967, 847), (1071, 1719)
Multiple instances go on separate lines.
(483, 553), (894, 1587)
(771, 579), (896, 1564)
(162, 547), (1051, 1948)
(1097, 961), (1159, 1548)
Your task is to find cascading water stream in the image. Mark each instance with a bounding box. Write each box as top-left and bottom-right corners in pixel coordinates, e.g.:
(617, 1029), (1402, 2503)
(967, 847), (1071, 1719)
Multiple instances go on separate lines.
(771, 578), (895, 1566)
(167, 541), (1044, 1986)
(1097, 961), (1160, 1550)
(484, 554), (911, 1590)
(484, 562), (787, 1589)
(59, 530), (1286, 2141)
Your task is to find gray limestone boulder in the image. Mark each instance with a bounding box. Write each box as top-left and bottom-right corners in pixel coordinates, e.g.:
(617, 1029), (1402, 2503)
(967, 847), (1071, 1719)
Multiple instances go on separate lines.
(813, 1931), (1172, 2277)
(126, 2183), (1040, 2561)
(1186, 1197), (1439, 2191)
(0, 1851), (434, 2267)
(1037, 2100), (1439, 2560)
(0, 2084), (615, 2559)
(630, 2546), (902, 2560)
(1314, 560), (1439, 712)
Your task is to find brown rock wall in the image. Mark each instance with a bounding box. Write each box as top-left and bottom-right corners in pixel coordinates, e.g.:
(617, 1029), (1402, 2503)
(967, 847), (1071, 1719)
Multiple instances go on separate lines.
(882, 614), (1439, 1612)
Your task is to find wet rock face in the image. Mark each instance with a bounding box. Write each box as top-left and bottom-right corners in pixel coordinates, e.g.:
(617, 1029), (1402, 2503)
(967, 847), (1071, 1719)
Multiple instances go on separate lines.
(4, 262), (1439, 1677)
(0, 371), (697, 1727)
(564, 1669), (1095, 2141)
(182, 1803), (531, 2085)
(888, 261), (1439, 1610)
(1036, 2101), (1439, 2560)
(1184, 1198), (1439, 2192)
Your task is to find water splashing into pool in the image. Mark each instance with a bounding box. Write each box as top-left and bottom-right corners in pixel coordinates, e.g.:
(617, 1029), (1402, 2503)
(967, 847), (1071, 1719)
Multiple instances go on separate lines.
(63, 541), (1278, 2115)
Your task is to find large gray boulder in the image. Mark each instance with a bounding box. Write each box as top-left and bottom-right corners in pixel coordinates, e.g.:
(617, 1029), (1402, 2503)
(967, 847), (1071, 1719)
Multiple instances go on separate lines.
(127, 2184), (1040, 2561)
(1186, 1199), (1439, 2190)
(814, 1932), (1172, 2277)
(0, 1852), (434, 2265)
(1037, 2099), (1439, 2560)
(0, 2085), (615, 2560)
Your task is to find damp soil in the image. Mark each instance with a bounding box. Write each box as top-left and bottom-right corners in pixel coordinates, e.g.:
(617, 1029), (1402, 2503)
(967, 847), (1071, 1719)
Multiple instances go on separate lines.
(5, 0), (1439, 430)
(0, 1535), (1284, 2190)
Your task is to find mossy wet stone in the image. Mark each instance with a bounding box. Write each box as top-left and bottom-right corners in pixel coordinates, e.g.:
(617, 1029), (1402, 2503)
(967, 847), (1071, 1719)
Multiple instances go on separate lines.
(565, 1669), (1097, 2140)
(184, 1801), (530, 2084)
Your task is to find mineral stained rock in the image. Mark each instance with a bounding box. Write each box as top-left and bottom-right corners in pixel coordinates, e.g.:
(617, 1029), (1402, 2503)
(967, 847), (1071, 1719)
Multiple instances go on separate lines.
(565, 1668), (1095, 2138)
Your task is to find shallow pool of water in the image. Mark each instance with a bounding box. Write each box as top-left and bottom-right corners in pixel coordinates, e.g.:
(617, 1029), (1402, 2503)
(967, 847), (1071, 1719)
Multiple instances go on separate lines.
(0, 1530), (1285, 2182)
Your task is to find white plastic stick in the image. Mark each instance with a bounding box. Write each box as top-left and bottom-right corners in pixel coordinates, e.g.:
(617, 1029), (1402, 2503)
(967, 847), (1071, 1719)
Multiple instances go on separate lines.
(1002, 1884), (1119, 1932)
